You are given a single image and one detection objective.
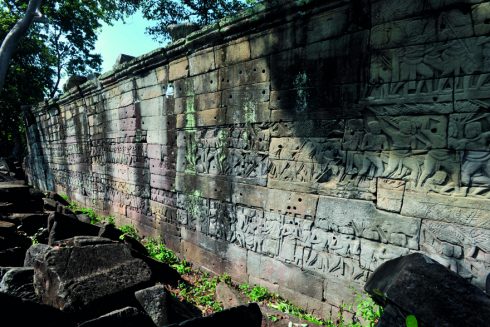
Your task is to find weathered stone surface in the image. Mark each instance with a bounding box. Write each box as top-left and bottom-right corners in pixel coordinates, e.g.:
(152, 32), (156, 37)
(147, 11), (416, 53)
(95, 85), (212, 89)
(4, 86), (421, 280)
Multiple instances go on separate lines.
(47, 211), (100, 245)
(8, 213), (48, 235)
(365, 253), (490, 327)
(78, 307), (154, 327)
(24, 243), (51, 267)
(33, 236), (152, 313)
(0, 267), (37, 301)
(135, 284), (201, 326)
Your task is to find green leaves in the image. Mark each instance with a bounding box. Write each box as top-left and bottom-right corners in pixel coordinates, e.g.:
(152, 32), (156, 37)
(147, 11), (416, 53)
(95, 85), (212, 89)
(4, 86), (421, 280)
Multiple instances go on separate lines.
(406, 315), (418, 327)
(138, 0), (256, 42)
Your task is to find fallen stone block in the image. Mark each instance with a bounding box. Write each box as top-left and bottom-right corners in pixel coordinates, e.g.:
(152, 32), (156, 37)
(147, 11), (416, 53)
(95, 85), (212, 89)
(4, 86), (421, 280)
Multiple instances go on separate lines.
(135, 284), (201, 326)
(34, 236), (152, 314)
(98, 223), (123, 241)
(24, 243), (52, 267)
(78, 306), (154, 327)
(0, 267), (37, 302)
(365, 253), (490, 327)
(7, 213), (48, 235)
(47, 211), (100, 245)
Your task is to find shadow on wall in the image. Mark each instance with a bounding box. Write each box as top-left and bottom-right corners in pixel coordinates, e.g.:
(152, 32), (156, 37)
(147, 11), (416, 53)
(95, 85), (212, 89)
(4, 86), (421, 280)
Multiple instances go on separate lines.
(24, 0), (490, 314)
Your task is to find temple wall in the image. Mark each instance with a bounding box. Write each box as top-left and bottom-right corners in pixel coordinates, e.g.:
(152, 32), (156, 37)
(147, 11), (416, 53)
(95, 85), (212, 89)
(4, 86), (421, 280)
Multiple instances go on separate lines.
(25, 0), (490, 317)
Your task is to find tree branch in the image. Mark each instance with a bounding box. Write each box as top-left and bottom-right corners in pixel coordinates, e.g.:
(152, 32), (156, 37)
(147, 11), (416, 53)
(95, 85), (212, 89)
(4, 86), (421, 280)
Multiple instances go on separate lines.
(0, 0), (44, 92)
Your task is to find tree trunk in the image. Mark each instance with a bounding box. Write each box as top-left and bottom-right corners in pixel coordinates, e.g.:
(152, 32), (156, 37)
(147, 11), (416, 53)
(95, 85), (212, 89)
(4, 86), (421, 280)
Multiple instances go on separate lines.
(0, 0), (43, 92)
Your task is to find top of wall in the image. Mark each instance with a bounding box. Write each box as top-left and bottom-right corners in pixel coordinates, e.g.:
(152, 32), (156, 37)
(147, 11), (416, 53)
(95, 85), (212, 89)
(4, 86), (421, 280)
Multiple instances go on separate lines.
(42, 0), (349, 109)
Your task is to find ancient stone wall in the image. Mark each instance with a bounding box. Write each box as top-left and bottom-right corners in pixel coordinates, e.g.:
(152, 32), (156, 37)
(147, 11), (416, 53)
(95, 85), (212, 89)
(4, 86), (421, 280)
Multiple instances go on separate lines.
(25, 0), (490, 317)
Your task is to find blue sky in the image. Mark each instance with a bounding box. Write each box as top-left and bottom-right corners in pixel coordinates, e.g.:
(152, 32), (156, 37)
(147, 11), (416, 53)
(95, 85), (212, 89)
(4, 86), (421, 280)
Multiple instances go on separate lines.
(95, 11), (164, 73)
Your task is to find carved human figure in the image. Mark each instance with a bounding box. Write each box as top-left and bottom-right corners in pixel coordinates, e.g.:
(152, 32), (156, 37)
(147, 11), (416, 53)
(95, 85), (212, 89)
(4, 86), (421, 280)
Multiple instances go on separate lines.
(418, 149), (461, 190)
(279, 217), (298, 263)
(343, 119), (364, 174)
(262, 213), (282, 257)
(303, 227), (329, 272)
(357, 121), (388, 179)
(294, 220), (313, 266)
(383, 120), (423, 183)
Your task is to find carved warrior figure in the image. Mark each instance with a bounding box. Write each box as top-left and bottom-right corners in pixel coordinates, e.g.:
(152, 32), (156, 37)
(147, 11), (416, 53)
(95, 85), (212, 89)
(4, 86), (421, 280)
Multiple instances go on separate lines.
(357, 121), (388, 180)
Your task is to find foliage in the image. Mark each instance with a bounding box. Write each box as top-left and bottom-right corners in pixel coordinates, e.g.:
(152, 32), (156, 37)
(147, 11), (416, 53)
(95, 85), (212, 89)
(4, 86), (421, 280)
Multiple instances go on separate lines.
(64, 197), (114, 225)
(118, 224), (141, 240)
(353, 293), (383, 327)
(405, 315), (418, 327)
(0, 0), (136, 158)
(239, 283), (271, 302)
(269, 300), (326, 325)
(178, 274), (224, 312)
(138, 0), (260, 42)
(144, 238), (191, 274)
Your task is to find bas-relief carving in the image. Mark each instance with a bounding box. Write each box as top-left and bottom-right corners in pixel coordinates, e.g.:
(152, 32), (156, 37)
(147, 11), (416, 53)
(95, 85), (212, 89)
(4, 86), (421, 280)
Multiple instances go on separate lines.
(316, 197), (421, 250)
(179, 127), (270, 182)
(367, 36), (490, 115)
(420, 220), (490, 289)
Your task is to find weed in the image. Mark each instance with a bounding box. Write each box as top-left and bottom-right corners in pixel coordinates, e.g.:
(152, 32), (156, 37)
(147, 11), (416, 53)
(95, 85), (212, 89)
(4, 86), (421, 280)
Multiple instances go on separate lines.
(144, 238), (191, 274)
(30, 235), (39, 245)
(239, 283), (272, 302)
(118, 224), (141, 240)
(353, 293), (383, 327)
(59, 194), (69, 202)
(269, 300), (325, 325)
(178, 274), (223, 312)
(405, 315), (418, 327)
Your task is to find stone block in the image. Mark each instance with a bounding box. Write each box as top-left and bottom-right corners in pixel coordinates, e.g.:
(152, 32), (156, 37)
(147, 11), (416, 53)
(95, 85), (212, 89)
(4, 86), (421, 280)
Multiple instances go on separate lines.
(371, 0), (426, 25)
(277, 286), (324, 315)
(232, 183), (268, 208)
(265, 189), (317, 218)
(150, 174), (176, 191)
(401, 191), (490, 229)
(169, 57), (189, 81)
(376, 178), (405, 213)
(155, 66), (168, 84)
(188, 48), (215, 76)
(225, 102), (270, 124)
(175, 174), (232, 202)
(137, 85), (165, 100)
(365, 253), (490, 327)
(181, 240), (224, 275)
(323, 277), (362, 308)
(189, 71), (219, 95)
(360, 239), (410, 271)
(249, 23), (296, 58)
(269, 48), (306, 90)
(215, 37), (251, 66)
(316, 196), (421, 249)
(223, 244), (248, 283)
(219, 58), (269, 89)
(33, 237), (152, 313)
(135, 70), (158, 89)
(176, 108), (226, 129)
(306, 8), (349, 44)
(140, 97), (165, 117)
